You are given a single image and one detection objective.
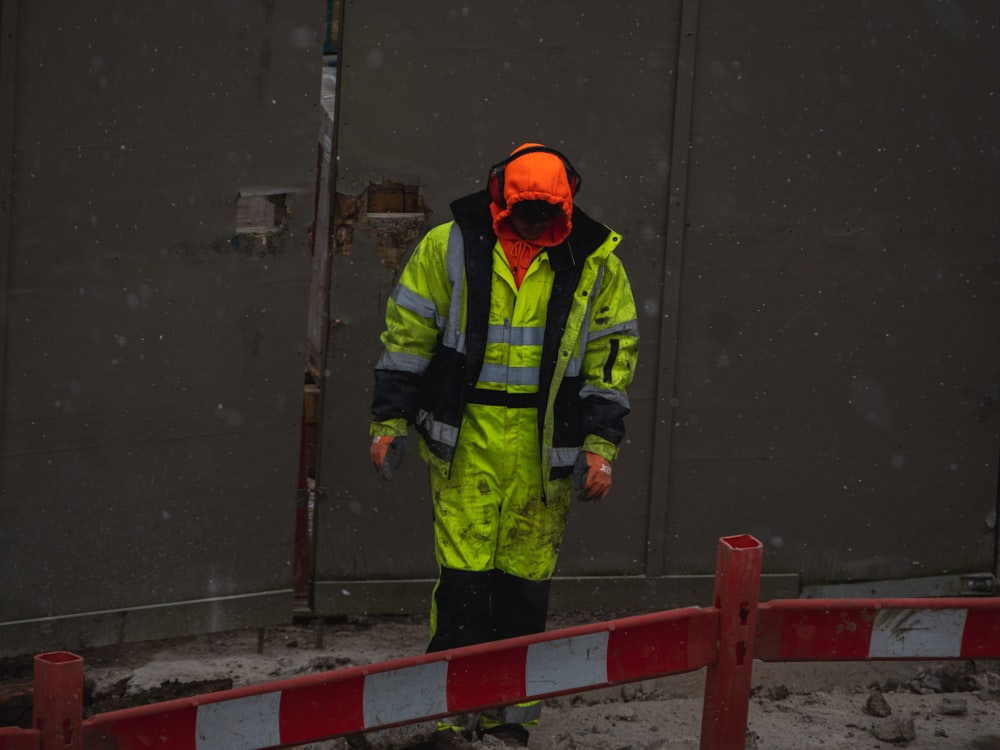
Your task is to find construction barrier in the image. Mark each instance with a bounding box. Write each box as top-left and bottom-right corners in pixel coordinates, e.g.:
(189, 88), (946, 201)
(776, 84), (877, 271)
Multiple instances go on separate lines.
(1, 534), (998, 750)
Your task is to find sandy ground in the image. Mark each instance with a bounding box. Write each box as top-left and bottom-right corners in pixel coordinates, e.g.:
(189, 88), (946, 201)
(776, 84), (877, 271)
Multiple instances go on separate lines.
(3, 612), (999, 750)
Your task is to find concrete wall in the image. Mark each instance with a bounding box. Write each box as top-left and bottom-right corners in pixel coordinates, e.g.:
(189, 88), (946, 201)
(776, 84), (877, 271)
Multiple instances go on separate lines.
(0, 0), (325, 656)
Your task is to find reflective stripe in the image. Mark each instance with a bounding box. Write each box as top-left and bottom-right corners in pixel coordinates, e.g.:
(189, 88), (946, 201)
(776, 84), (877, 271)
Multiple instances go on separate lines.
(548, 445), (580, 469)
(869, 609), (968, 658)
(392, 283), (441, 327)
(579, 385), (631, 409)
(479, 363), (540, 387)
(442, 224), (466, 351)
(417, 409), (460, 448)
(376, 350), (431, 374)
(487, 323), (545, 346)
(591, 263), (606, 303)
(487, 323), (508, 344)
(448, 330), (467, 354)
(363, 661), (450, 727)
(565, 355), (582, 377)
(481, 701), (542, 727)
(196, 693), (281, 750)
(512, 326), (545, 346)
(587, 318), (640, 341)
(482, 320), (544, 384)
(526, 631), (610, 695)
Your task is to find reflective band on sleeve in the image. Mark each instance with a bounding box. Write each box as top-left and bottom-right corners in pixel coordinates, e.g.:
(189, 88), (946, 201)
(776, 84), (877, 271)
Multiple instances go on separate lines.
(587, 318), (640, 342)
(392, 283), (440, 324)
(525, 631), (609, 695)
(376, 350), (431, 374)
(579, 385), (631, 409)
(196, 693), (281, 750)
(548, 445), (581, 468)
(363, 662), (450, 728)
(869, 609), (969, 658)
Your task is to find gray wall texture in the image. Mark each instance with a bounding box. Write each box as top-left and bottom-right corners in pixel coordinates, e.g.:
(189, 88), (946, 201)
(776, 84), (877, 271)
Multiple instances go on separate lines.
(0, 0), (324, 656)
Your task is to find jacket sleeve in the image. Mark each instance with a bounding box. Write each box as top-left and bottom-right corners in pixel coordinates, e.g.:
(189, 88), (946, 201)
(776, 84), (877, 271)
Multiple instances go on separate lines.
(370, 223), (454, 429)
(579, 253), (639, 461)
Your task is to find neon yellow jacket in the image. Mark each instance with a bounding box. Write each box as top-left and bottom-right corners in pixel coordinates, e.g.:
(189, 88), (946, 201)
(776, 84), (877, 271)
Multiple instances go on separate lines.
(372, 190), (638, 498)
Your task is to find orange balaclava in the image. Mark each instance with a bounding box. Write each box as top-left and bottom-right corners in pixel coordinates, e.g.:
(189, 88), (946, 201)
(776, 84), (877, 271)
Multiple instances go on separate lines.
(489, 143), (576, 287)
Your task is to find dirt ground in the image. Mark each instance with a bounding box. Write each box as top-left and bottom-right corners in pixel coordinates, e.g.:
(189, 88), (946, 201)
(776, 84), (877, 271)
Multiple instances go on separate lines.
(3, 612), (1000, 750)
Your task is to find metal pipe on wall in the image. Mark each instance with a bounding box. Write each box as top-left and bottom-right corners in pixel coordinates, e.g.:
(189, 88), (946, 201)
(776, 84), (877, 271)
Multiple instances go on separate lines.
(0, 0), (20, 427)
(646, 0), (701, 578)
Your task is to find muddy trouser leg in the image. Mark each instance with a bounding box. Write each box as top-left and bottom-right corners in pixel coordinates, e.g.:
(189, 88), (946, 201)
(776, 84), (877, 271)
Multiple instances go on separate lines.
(427, 566), (495, 653)
(426, 567), (495, 736)
(478, 570), (550, 739)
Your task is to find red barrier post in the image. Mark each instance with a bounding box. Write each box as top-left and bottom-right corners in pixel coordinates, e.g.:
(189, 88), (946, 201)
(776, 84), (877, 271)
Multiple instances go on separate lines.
(33, 653), (83, 750)
(700, 534), (763, 750)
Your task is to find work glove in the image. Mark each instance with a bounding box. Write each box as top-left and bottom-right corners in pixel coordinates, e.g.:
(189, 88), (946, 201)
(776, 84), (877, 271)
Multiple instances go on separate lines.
(370, 435), (406, 480)
(572, 451), (612, 502)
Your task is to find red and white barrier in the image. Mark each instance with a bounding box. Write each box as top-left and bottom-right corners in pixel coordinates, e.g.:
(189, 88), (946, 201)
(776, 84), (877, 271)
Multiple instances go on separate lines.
(756, 598), (1000, 661)
(2, 535), (999, 750)
(79, 606), (720, 750)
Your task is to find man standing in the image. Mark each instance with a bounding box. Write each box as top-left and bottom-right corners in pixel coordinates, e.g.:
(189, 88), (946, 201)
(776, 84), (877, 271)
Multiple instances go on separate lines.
(369, 143), (639, 747)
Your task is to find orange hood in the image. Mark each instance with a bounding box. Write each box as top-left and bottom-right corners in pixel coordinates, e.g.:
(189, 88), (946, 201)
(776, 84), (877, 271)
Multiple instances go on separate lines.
(490, 142), (574, 247)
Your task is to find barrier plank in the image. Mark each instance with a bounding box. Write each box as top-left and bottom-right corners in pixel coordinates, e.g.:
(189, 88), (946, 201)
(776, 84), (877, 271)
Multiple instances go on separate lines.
(755, 598), (1000, 661)
(81, 606), (718, 750)
(0, 727), (39, 750)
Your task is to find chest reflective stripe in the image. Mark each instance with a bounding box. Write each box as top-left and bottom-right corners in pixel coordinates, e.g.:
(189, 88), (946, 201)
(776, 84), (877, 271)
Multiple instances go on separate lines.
(448, 224), (605, 391)
(479, 318), (545, 389)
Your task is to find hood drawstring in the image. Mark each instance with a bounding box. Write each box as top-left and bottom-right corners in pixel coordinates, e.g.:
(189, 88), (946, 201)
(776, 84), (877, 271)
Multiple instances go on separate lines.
(500, 238), (541, 288)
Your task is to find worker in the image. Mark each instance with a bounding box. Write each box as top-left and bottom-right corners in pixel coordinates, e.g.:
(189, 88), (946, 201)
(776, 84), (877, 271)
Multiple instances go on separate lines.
(369, 142), (639, 748)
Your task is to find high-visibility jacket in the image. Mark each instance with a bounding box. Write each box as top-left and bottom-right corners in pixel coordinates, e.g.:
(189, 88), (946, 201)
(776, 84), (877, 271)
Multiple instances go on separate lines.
(371, 189), (638, 499)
